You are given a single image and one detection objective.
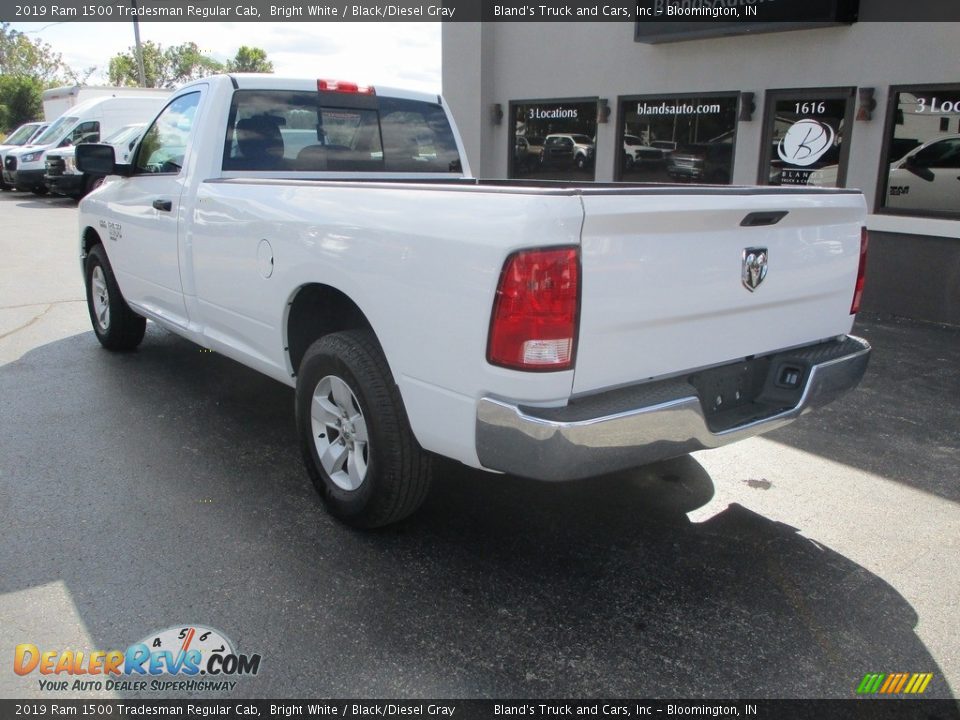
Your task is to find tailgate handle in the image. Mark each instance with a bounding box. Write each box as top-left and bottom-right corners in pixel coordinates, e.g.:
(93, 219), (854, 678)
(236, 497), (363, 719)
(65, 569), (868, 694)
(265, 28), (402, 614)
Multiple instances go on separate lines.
(152, 199), (173, 212)
(741, 211), (788, 227)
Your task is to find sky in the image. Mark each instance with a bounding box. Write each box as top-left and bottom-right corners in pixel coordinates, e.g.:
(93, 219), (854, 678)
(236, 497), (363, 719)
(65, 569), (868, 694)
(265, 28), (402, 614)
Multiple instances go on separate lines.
(10, 21), (442, 93)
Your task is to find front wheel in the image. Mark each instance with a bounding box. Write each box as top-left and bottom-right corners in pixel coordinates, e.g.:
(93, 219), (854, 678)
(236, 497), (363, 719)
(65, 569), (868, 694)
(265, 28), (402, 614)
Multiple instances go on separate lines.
(81, 174), (105, 199)
(84, 244), (146, 351)
(295, 330), (434, 528)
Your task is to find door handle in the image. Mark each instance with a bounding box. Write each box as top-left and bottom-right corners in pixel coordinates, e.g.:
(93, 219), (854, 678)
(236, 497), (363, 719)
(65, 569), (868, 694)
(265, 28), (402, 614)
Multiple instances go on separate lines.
(152, 199), (172, 212)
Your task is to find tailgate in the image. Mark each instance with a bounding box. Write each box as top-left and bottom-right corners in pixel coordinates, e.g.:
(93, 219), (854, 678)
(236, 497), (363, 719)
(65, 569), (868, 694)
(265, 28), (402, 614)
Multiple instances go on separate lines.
(573, 189), (866, 394)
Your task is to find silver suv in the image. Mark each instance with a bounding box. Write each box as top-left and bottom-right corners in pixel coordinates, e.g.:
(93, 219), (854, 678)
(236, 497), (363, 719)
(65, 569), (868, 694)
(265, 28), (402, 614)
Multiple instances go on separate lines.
(540, 133), (595, 169)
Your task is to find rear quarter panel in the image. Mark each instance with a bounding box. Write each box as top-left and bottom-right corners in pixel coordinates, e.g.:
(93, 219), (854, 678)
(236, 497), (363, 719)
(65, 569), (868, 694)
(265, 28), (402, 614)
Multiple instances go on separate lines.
(189, 181), (585, 466)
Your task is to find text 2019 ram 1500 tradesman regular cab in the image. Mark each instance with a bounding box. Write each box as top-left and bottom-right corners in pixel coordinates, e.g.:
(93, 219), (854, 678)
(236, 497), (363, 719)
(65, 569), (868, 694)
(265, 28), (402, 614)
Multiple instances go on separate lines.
(76, 75), (871, 528)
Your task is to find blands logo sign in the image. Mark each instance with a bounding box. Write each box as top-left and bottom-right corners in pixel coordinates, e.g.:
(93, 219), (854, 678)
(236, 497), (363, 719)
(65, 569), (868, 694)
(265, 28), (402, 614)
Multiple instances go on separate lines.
(856, 672), (933, 695)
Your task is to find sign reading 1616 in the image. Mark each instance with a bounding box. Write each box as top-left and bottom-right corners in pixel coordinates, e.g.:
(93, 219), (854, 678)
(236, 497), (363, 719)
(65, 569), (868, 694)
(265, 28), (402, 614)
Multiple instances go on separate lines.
(795, 102), (827, 115)
(916, 97), (960, 113)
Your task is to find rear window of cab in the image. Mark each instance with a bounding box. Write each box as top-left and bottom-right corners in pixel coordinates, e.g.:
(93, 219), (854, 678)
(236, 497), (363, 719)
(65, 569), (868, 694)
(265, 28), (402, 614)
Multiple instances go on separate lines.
(222, 89), (461, 174)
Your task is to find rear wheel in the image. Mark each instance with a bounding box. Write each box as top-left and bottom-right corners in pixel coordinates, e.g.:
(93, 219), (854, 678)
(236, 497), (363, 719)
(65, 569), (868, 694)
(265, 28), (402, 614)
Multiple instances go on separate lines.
(295, 330), (434, 528)
(31, 185), (48, 196)
(84, 244), (146, 351)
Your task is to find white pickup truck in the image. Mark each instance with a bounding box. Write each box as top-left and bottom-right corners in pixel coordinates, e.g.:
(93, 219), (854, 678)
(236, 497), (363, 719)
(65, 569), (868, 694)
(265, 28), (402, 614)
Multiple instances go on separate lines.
(76, 75), (871, 528)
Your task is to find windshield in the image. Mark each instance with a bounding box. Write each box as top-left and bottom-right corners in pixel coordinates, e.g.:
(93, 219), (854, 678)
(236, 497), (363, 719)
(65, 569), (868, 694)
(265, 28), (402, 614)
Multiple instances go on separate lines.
(33, 116), (78, 145)
(5, 123), (41, 145)
(102, 124), (143, 145)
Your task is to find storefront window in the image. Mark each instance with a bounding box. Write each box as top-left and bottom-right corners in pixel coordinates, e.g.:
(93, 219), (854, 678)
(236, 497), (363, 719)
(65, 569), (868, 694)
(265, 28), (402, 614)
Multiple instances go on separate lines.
(878, 84), (960, 219)
(760, 87), (854, 187)
(616, 93), (738, 184)
(509, 99), (598, 181)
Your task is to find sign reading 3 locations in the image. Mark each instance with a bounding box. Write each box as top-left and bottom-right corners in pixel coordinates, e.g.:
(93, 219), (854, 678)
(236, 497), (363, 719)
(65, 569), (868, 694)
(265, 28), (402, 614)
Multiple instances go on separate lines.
(510, 99), (598, 181)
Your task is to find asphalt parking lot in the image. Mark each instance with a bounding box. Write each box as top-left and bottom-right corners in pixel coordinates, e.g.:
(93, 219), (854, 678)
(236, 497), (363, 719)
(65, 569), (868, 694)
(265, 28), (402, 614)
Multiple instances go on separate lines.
(0, 190), (957, 701)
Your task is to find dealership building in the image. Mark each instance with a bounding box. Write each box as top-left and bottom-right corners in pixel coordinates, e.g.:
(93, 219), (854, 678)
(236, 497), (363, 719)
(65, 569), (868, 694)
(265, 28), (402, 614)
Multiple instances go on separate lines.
(442, 13), (960, 325)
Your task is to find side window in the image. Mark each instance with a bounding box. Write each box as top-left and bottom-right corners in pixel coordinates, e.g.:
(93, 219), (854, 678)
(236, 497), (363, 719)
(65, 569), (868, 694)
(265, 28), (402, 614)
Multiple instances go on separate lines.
(911, 138), (960, 169)
(135, 92), (201, 175)
(62, 121), (100, 146)
(378, 97), (461, 173)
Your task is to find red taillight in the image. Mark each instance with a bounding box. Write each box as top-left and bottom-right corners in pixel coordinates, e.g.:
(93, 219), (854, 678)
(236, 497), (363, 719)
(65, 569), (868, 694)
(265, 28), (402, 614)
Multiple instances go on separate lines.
(487, 247), (580, 371)
(317, 79), (375, 95)
(851, 226), (868, 314)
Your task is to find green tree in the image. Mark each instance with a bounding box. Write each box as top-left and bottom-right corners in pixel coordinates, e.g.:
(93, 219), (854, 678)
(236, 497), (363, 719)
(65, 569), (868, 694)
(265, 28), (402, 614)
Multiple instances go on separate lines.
(227, 46), (273, 73)
(0, 74), (44, 132)
(0, 23), (76, 131)
(108, 41), (225, 88)
(0, 22), (67, 83)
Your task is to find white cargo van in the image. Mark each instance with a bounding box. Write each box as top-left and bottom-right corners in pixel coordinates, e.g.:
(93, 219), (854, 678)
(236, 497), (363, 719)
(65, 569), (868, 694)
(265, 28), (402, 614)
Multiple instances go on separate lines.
(4, 94), (169, 194)
(41, 85), (171, 122)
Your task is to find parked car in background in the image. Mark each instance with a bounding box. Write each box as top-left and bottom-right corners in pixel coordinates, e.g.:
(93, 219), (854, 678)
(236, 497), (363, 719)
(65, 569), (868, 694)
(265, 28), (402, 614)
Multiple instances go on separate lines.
(4, 95), (168, 194)
(513, 135), (544, 172)
(45, 123), (144, 199)
(540, 133), (595, 169)
(883, 134), (960, 214)
(623, 134), (666, 168)
(0, 121), (48, 191)
(650, 140), (678, 155)
(668, 142), (733, 184)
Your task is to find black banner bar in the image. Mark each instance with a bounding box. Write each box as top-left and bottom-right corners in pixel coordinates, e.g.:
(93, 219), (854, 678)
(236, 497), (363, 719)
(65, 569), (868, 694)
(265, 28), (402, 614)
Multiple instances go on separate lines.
(0, 700), (958, 720)
(2, 0), (960, 22)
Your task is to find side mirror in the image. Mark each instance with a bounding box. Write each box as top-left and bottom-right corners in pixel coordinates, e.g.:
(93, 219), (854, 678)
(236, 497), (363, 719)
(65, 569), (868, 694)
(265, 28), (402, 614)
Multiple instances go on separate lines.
(76, 143), (131, 177)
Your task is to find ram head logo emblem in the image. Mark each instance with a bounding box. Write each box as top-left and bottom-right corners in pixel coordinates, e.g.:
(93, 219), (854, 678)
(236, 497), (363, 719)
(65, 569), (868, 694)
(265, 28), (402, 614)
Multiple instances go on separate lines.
(742, 248), (768, 291)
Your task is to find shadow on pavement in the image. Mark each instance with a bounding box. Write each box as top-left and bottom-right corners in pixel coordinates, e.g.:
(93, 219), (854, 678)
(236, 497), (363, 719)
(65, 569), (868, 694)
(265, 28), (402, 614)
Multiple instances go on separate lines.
(0, 191), (76, 209)
(0, 324), (954, 701)
(763, 314), (960, 504)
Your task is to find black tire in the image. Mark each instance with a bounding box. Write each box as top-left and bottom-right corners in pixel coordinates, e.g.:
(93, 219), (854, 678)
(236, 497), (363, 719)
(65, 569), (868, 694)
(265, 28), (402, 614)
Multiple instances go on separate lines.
(295, 330), (434, 528)
(84, 244), (146, 351)
(86, 175), (105, 195)
(31, 185), (48, 196)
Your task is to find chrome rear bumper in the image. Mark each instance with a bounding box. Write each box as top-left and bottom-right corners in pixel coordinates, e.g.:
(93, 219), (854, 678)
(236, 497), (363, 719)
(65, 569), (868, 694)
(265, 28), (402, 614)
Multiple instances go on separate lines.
(476, 335), (870, 481)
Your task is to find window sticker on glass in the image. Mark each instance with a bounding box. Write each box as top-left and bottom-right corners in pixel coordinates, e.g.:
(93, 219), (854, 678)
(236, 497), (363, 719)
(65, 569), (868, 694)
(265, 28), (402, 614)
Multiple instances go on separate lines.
(880, 86), (960, 218)
(761, 89), (854, 188)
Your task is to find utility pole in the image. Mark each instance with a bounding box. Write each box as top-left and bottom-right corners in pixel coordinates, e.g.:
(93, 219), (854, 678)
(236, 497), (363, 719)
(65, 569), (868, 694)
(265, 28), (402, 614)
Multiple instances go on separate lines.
(131, 0), (147, 87)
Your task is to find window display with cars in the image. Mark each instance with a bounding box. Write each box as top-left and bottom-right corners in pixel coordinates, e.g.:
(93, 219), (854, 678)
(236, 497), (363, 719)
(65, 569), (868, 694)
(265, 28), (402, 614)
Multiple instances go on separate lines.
(509, 99), (598, 180)
(616, 93), (738, 183)
(878, 84), (960, 219)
